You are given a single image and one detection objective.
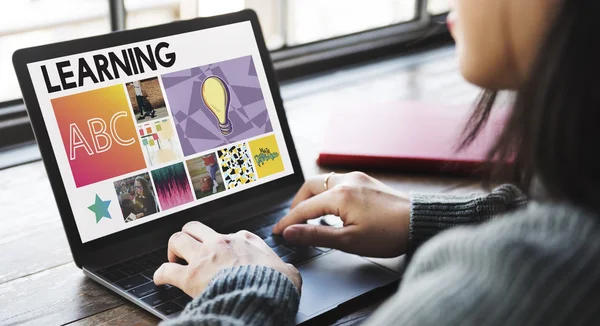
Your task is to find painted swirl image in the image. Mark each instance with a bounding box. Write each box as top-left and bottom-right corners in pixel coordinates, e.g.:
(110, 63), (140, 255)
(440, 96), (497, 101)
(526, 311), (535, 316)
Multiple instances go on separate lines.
(150, 162), (194, 210)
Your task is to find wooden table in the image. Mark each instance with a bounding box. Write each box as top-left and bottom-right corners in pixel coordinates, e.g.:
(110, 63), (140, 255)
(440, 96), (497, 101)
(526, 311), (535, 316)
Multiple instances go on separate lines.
(0, 45), (484, 325)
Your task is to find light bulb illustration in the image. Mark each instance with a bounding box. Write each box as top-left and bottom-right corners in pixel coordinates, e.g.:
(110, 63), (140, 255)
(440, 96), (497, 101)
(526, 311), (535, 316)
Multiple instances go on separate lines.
(201, 75), (233, 135)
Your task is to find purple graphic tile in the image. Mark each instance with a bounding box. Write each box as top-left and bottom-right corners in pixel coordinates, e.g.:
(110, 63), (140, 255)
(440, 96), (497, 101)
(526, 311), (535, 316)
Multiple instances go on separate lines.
(161, 56), (273, 156)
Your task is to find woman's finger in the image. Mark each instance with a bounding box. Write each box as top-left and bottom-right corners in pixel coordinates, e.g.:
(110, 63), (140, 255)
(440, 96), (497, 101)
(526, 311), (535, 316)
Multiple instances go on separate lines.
(290, 173), (341, 208)
(273, 190), (341, 234)
(167, 231), (203, 263)
(182, 221), (219, 243)
(153, 262), (188, 288)
(282, 224), (352, 249)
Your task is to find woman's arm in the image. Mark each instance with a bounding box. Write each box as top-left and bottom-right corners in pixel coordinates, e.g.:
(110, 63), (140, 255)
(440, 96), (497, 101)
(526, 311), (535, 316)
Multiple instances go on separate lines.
(408, 183), (527, 255)
(274, 173), (527, 258)
(161, 266), (299, 326)
(363, 203), (600, 325)
(153, 223), (302, 326)
(155, 180), (528, 326)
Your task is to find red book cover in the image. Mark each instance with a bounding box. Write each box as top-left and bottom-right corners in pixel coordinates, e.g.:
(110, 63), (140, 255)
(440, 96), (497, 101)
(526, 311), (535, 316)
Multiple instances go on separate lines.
(316, 100), (509, 175)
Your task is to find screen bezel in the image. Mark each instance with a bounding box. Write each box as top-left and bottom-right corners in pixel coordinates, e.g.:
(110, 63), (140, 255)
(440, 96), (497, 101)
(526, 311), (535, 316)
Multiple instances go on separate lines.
(12, 9), (304, 266)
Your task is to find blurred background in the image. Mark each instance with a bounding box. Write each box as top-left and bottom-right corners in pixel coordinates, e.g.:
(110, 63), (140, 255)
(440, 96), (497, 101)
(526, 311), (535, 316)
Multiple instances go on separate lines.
(0, 0), (450, 103)
(0, 0), (450, 168)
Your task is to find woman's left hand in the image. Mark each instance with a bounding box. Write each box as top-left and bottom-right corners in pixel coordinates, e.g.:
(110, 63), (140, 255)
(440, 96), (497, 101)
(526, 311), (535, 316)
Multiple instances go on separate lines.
(153, 221), (302, 298)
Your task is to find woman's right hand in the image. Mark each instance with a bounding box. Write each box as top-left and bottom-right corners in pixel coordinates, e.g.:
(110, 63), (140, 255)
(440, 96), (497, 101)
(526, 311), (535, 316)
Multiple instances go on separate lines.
(272, 172), (411, 258)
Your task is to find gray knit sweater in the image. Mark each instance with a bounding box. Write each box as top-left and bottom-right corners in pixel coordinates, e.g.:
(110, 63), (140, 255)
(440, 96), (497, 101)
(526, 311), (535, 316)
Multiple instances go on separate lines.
(163, 184), (600, 325)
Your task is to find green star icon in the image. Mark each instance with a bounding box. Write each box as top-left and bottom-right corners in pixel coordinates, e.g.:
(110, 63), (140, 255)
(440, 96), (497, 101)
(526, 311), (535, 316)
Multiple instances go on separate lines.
(88, 194), (112, 223)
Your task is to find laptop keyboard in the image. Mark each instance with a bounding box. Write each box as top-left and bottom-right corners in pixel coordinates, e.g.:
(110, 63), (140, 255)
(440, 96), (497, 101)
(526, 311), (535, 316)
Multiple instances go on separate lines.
(95, 209), (331, 317)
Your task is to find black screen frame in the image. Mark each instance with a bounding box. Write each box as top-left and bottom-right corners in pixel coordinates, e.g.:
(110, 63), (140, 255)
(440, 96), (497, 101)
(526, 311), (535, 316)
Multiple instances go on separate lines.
(12, 9), (304, 267)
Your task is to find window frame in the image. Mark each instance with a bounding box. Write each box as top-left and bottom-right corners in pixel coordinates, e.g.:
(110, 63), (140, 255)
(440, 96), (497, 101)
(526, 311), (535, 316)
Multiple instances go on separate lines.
(0, 0), (450, 164)
(272, 0), (429, 65)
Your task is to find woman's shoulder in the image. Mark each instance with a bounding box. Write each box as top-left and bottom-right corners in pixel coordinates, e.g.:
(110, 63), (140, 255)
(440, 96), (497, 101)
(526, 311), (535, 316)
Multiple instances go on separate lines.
(376, 202), (600, 325)
(402, 202), (600, 321)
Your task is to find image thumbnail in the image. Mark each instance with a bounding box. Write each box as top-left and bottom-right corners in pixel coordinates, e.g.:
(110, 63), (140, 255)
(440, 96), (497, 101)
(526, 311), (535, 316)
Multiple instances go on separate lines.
(151, 163), (194, 210)
(186, 153), (225, 199)
(51, 85), (146, 188)
(217, 143), (257, 189)
(114, 172), (159, 223)
(161, 55), (273, 156)
(126, 77), (169, 122)
(248, 134), (284, 178)
(138, 118), (183, 167)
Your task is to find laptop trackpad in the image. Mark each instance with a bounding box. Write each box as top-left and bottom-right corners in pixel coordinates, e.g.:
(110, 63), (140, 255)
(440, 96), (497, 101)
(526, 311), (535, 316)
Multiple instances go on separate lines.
(296, 250), (399, 318)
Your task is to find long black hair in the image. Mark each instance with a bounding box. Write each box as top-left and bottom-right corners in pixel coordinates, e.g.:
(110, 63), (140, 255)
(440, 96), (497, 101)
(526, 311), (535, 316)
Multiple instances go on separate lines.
(135, 176), (153, 199)
(461, 0), (600, 212)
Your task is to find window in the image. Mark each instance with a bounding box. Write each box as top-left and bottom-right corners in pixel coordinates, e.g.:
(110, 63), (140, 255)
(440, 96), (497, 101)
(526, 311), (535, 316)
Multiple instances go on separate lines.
(428, 0), (451, 15)
(0, 0), (110, 103)
(285, 0), (417, 46)
(125, 0), (449, 49)
(2, 0), (449, 102)
(0, 0), (449, 156)
(123, 0), (287, 50)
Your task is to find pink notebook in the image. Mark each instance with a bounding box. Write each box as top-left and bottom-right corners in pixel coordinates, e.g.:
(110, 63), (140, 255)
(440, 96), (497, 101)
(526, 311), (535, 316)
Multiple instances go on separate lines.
(316, 100), (509, 175)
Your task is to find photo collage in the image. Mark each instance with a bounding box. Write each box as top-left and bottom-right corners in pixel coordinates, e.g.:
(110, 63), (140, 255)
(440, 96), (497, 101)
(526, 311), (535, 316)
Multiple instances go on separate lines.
(51, 55), (287, 227)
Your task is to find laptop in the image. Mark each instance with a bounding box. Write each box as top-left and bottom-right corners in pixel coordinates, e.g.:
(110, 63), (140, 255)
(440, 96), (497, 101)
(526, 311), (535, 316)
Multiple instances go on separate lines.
(12, 9), (402, 324)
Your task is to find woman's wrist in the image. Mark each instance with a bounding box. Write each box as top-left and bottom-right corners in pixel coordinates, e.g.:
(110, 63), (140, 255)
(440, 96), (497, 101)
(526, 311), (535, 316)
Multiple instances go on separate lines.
(407, 184), (527, 255)
(178, 265), (300, 319)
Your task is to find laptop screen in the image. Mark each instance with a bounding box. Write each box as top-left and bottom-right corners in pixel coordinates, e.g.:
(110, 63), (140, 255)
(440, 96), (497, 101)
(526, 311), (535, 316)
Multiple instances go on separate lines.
(25, 21), (294, 243)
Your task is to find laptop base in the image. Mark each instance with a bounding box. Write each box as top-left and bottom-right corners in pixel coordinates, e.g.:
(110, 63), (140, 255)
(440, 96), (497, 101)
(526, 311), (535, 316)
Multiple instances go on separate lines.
(84, 207), (402, 324)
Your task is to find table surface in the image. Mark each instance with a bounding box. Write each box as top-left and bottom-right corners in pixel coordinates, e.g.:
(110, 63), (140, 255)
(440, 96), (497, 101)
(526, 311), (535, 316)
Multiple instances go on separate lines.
(0, 45), (485, 326)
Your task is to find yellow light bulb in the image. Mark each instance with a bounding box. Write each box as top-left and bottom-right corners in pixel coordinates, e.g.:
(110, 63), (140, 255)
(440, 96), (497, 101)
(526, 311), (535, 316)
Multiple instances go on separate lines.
(201, 76), (233, 135)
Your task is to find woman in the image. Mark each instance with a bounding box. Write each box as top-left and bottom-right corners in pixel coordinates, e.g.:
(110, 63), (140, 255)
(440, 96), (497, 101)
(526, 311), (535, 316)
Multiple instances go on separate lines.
(133, 176), (158, 218)
(155, 0), (600, 325)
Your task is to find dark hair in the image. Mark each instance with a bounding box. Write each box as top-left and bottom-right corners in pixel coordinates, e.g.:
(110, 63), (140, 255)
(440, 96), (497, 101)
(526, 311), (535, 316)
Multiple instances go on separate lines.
(135, 176), (153, 198)
(461, 0), (600, 212)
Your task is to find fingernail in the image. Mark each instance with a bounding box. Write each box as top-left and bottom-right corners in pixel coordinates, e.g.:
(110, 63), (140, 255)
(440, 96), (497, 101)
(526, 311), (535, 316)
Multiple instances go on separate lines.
(284, 226), (299, 240)
(153, 265), (163, 281)
(170, 232), (181, 241)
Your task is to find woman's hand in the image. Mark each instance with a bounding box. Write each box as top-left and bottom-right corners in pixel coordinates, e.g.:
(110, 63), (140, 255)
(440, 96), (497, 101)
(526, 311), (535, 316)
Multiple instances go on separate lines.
(272, 172), (411, 258)
(153, 221), (302, 297)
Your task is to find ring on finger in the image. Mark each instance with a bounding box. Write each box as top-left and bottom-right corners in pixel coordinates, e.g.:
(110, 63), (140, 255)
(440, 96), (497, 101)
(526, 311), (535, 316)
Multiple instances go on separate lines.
(324, 172), (335, 191)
